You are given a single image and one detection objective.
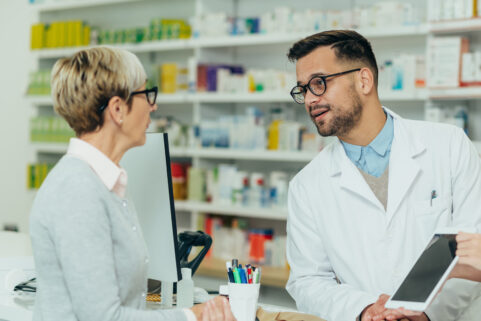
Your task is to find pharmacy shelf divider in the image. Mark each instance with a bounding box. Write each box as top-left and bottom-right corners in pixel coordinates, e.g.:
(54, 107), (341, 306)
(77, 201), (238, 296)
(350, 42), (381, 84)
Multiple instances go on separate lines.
(429, 18), (481, 34)
(31, 0), (145, 12)
(175, 200), (288, 220)
(28, 89), (429, 106)
(429, 87), (481, 100)
(31, 24), (428, 60)
(31, 142), (319, 162)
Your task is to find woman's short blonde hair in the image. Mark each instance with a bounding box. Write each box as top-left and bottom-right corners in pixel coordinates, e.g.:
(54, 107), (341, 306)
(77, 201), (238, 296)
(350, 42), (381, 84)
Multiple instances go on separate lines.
(51, 47), (147, 136)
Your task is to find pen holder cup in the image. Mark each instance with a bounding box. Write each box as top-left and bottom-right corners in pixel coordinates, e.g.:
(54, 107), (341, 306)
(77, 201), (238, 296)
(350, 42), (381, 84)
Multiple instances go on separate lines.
(228, 282), (260, 321)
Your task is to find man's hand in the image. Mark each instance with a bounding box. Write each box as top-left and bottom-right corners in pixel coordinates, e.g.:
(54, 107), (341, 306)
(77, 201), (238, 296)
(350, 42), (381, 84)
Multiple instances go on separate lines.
(190, 296), (236, 321)
(361, 294), (429, 321)
(456, 232), (481, 271)
(373, 307), (429, 321)
(361, 294), (390, 321)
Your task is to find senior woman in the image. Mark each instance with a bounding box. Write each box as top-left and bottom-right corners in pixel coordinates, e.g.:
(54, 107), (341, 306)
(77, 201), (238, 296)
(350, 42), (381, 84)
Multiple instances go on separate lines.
(29, 47), (235, 321)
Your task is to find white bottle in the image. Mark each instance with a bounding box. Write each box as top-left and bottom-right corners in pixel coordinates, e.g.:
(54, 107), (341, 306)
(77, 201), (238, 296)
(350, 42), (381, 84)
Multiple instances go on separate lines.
(177, 268), (194, 308)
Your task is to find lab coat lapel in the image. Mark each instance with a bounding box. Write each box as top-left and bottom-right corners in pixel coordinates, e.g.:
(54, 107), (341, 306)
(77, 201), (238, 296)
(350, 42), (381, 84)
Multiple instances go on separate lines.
(387, 115), (425, 218)
(330, 140), (384, 210)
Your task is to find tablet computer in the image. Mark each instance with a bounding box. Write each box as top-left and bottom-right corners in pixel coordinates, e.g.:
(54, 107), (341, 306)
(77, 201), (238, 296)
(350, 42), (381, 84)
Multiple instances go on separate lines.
(385, 228), (463, 311)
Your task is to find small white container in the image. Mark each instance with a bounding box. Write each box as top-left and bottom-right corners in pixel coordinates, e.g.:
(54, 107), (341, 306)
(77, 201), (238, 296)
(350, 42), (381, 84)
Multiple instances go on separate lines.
(177, 268), (194, 308)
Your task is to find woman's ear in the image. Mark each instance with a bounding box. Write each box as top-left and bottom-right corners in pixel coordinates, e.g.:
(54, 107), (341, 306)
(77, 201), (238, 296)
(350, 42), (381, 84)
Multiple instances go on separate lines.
(106, 96), (125, 126)
(358, 67), (374, 95)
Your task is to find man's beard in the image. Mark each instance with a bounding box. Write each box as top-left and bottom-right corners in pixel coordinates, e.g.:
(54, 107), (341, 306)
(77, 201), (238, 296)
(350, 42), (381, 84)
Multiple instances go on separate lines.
(310, 91), (363, 137)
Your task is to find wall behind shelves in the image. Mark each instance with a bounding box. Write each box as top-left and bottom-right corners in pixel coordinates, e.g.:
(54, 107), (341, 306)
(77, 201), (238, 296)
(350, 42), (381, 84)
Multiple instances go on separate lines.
(0, 1), (36, 232)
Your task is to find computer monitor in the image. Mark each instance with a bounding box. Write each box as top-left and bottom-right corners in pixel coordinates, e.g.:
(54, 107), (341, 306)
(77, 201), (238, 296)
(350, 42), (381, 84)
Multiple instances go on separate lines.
(120, 133), (181, 282)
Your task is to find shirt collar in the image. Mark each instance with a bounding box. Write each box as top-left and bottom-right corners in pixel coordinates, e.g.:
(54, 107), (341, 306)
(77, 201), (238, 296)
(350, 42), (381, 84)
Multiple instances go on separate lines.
(66, 138), (127, 198)
(340, 109), (394, 158)
(369, 111), (394, 157)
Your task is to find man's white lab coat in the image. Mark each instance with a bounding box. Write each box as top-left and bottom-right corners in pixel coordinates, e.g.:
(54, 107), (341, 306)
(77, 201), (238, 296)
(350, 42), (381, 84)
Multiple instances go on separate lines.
(286, 110), (481, 321)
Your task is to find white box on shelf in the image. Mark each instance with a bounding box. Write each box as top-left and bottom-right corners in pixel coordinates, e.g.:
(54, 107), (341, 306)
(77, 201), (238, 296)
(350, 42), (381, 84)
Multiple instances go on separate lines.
(462, 52), (476, 83)
(427, 36), (469, 88)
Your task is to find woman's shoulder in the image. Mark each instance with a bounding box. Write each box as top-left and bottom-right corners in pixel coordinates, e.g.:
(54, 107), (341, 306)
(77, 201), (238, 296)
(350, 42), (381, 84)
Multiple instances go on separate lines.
(33, 156), (108, 208)
(30, 156), (113, 228)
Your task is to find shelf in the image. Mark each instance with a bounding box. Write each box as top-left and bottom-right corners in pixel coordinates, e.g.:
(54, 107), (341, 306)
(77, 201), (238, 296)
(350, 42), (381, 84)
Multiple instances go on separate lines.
(194, 148), (316, 162)
(32, 24), (428, 59)
(175, 200), (288, 220)
(428, 87), (481, 100)
(193, 25), (427, 48)
(27, 90), (429, 105)
(26, 95), (52, 105)
(429, 18), (481, 34)
(31, 0), (145, 12)
(171, 147), (317, 162)
(29, 143), (315, 163)
(32, 39), (191, 59)
(195, 257), (289, 288)
(191, 92), (293, 103)
(357, 24), (428, 38)
(379, 89), (428, 101)
(31, 142), (68, 154)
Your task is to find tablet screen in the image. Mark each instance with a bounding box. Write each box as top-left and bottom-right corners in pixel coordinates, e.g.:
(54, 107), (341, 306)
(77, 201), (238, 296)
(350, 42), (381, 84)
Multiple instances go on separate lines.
(391, 234), (457, 302)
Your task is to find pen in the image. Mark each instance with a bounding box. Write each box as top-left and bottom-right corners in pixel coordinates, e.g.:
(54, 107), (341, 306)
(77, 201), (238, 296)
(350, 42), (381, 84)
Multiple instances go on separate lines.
(430, 190), (437, 206)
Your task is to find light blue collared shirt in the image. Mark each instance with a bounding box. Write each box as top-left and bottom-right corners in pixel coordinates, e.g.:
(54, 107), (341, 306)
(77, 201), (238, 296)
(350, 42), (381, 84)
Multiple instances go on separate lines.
(341, 111), (393, 177)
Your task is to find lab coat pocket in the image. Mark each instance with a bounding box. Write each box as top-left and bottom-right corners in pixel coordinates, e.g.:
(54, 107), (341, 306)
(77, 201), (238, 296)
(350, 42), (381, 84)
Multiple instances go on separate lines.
(413, 196), (453, 232)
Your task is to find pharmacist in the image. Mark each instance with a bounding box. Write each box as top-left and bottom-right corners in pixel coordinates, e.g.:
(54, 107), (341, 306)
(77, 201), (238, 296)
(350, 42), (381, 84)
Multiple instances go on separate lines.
(285, 30), (481, 321)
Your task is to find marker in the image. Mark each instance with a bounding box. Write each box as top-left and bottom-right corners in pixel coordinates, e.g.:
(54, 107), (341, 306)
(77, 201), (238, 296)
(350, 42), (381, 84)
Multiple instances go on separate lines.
(227, 268), (235, 283)
(253, 270), (258, 284)
(233, 268), (241, 284)
(239, 268), (247, 283)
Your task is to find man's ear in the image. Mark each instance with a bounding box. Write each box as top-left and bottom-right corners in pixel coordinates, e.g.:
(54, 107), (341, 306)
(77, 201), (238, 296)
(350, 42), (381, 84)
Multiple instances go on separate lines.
(106, 96), (125, 126)
(358, 67), (375, 95)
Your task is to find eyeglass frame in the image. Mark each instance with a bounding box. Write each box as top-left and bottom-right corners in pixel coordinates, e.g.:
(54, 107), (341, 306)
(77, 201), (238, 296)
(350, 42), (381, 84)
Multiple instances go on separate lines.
(290, 68), (361, 104)
(97, 86), (158, 115)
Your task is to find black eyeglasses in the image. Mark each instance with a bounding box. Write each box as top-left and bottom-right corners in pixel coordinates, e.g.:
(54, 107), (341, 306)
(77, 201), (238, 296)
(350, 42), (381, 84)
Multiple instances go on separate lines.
(131, 86), (158, 105)
(290, 68), (361, 104)
(97, 86), (158, 115)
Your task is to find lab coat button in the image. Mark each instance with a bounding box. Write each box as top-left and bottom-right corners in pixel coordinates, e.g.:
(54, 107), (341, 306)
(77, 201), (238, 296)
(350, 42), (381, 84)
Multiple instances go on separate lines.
(132, 226), (137, 231)
(145, 258), (149, 264)
(122, 200), (128, 207)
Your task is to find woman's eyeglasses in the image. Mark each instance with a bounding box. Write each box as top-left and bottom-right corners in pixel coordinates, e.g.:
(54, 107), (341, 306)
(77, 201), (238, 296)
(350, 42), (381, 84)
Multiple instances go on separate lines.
(97, 86), (158, 115)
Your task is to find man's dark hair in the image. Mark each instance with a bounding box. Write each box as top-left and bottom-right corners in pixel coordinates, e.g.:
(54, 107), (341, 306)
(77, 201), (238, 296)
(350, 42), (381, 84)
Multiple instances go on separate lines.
(287, 30), (378, 86)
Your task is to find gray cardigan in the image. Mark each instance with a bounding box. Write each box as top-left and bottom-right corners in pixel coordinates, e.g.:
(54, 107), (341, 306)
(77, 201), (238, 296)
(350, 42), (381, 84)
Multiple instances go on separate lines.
(30, 156), (187, 321)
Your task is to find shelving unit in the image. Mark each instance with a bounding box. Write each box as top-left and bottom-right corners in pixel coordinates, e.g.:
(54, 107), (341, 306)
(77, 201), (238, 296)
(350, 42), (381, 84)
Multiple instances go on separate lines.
(27, 0), (481, 289)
